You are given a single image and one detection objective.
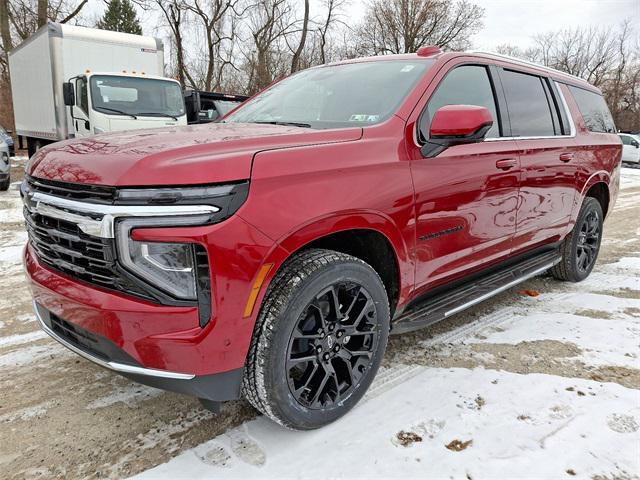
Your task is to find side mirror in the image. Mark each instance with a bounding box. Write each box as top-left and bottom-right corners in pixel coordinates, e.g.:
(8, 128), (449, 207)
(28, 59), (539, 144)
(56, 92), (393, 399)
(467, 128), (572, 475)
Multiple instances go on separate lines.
(420, 105), (494, 158)
(63, 82), (75, 106)
(632, 140), (639, 149)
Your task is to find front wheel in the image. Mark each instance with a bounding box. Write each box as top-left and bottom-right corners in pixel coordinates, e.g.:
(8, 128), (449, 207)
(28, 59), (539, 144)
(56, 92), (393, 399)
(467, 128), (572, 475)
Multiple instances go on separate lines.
(551, 197), (603, 282)
(242, 249), (390, 429)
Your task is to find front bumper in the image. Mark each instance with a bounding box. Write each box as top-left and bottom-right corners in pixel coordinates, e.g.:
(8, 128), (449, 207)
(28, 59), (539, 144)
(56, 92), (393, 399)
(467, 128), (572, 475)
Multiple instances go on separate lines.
(31, 273), (244, 401)
(24, 205), (280, 400)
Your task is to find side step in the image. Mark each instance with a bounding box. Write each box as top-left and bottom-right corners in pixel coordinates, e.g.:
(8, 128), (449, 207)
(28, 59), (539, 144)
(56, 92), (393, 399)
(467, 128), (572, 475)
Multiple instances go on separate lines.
(392, 250), (561, 335)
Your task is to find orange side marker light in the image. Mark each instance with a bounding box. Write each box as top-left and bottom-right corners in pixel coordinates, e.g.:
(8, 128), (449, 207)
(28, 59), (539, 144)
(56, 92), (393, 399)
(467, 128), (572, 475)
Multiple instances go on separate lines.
(243, 263), (274, 318)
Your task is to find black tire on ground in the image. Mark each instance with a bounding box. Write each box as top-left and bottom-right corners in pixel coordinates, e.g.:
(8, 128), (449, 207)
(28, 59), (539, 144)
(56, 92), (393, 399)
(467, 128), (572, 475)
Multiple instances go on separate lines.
(551, 196), (604, 282)
(242, 248), (390, 430)
(0, 175), (9, 191)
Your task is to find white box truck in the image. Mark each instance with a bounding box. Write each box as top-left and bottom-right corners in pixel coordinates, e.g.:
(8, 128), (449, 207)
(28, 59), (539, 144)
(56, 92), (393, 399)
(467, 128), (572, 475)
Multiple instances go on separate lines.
(9, 22), (187, 156)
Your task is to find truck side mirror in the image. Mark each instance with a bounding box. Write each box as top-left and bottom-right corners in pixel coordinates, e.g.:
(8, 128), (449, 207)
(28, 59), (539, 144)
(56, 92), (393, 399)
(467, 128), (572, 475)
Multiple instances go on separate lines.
(632, 140), (639, 149)
(63, 82), (75, 106)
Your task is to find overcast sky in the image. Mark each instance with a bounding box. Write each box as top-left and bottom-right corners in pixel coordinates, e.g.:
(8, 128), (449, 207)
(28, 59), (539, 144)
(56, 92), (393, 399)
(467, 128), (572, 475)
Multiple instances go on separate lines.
(336, 0), (640, 49)
(92, 0), (639, 51)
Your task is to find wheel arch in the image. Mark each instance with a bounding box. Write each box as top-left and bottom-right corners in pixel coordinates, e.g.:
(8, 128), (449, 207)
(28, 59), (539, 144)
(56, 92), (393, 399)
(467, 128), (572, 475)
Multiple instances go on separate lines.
(577, 171), (611, 218)
(264, 212), (413, 317)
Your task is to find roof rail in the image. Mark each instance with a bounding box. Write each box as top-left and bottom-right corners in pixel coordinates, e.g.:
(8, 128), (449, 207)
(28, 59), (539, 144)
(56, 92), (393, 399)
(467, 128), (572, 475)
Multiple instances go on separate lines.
(467, 50), (586, 83)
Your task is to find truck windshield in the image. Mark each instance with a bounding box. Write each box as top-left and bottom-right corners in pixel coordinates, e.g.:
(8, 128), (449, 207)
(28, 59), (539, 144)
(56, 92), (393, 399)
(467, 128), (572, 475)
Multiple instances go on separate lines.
(89, 75), (185, 118)
(224, 59), (433, 129)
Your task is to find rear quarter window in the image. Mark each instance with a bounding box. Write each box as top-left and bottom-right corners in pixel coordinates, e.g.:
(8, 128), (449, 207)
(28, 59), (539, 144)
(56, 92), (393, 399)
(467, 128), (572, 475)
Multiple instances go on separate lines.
(568, 86), (616, 133)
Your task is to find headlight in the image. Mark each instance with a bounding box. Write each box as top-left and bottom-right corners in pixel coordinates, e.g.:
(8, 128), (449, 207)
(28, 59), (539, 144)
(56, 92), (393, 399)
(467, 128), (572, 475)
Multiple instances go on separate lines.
(115, 182), (249, 221)
(113, 182), (247, 302)
(116, 217), (201, 300)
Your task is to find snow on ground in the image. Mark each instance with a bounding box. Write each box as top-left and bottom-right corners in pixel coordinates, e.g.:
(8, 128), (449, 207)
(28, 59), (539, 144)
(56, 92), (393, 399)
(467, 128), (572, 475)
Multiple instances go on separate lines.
(135, 369), (639, 480)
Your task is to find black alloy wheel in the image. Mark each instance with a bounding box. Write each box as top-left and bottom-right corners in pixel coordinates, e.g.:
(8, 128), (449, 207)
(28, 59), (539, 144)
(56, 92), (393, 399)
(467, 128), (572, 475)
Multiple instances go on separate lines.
(286, 282), (379, 409)
(576, 209), (600, 273)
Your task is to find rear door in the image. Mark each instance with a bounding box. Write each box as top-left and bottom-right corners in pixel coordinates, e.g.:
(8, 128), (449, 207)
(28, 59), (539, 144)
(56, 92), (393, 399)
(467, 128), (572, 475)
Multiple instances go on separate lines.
(408, 61), (521, 293)
(497, 68), (578, 254)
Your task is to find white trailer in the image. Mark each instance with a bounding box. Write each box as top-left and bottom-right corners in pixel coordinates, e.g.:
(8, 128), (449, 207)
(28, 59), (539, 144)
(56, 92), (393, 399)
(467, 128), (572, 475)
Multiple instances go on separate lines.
(9, 22), (187, 156)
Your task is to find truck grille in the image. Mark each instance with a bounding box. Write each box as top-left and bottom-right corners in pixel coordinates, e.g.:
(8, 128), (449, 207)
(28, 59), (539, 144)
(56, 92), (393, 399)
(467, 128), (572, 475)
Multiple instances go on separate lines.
(23, 179), (151, 299)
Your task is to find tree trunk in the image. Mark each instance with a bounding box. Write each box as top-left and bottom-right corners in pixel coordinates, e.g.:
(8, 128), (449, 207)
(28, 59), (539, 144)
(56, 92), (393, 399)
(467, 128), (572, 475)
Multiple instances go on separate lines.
(290, 0), (309, 73)
(37, 0), (48, 28)
(0, 0), (12, 55)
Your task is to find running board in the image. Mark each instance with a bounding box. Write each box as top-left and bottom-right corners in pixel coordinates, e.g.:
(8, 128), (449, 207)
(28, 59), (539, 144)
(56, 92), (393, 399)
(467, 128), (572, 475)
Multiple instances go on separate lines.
(392, 250), (561, 335)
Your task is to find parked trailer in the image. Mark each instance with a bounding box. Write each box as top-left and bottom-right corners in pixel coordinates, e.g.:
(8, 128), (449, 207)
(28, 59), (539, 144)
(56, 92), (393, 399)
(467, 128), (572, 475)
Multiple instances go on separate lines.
(9, 21), (187, 156)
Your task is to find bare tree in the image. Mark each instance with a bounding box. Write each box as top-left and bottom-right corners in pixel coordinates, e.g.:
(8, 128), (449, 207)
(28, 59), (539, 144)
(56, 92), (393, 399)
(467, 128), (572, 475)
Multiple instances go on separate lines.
(316, 0), (347, 65)
(245, 0), (296, 92)
(356, 0), (484, 55)
(184, 0), (240, 91)
(530, 26), (617, 87)
(289, 0), (308, 73)
(494, 22), (640, 132)
(37, 0), (47, 27)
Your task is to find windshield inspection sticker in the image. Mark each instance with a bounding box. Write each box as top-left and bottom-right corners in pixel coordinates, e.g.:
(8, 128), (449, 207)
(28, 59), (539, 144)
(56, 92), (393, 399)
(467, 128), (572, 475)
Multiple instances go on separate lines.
(401, 65), (416, 72)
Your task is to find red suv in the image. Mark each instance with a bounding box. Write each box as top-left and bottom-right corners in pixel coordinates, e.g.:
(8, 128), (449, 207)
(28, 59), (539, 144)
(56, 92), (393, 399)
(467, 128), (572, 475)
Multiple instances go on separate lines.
(23, 48), (621, 429)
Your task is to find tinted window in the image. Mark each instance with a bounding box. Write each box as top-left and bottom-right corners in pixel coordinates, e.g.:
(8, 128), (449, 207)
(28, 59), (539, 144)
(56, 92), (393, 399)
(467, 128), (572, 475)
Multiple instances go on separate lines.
(226, 60), (433, 129)
(620, 135), (632, 145)
(568, 86), (616, 133)
(75, 77), (88, 113)
(422, 65), (499, 139)
(501, 70), (555, 137)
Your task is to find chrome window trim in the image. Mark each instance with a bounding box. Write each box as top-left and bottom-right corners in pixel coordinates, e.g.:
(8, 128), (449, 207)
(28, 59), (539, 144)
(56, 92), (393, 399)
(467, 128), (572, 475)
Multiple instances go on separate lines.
(35, 302), (196, 380)
(484, 81), (576, 142)
(414, 78), (577, 148)
(24, 191), (219, 238)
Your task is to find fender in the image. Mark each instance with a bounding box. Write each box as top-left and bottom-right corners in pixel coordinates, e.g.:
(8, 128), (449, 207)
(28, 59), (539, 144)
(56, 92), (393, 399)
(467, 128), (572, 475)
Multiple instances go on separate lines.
(576, 170), (611, 216)
(244, 210), (415, 319)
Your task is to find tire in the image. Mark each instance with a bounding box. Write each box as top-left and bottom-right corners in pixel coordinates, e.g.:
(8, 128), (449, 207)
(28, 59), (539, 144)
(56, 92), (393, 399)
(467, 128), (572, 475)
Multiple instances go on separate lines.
(0, 175), (9, 191)
(242, 248), (390, 430)
(551, 197), (603, 282)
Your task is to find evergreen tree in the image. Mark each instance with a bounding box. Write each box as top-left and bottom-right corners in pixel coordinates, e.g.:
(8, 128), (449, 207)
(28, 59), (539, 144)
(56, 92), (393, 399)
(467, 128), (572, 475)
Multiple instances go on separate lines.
(96, 0), (143, 35)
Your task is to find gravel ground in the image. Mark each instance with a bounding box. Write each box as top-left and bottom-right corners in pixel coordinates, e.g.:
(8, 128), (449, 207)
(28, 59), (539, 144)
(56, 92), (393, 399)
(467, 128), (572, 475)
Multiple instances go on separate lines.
(0, 160), (639, 479)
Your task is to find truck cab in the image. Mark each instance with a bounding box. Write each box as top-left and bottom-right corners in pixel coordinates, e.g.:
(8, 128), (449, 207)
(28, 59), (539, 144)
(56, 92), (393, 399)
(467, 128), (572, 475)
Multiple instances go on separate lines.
(66, 72), (187, 138)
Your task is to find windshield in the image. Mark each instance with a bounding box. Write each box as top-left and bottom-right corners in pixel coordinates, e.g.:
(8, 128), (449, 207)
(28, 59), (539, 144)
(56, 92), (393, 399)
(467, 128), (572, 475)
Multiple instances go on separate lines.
(90, 75), (185, 117)
(225, 60), (433, 129)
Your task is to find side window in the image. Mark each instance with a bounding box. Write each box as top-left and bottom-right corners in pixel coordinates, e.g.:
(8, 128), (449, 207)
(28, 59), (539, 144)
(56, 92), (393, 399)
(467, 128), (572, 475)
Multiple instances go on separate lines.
(75, 77), (88, 114)
(420, 65), (500, 141)
(568, 86), (616, 133)
(620, 135), (631, 145)
(500, 69), (555, 137)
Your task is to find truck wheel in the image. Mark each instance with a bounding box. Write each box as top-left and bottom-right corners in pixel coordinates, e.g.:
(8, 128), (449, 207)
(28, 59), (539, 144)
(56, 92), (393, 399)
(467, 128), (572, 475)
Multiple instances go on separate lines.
(551, 197), (603, 282)
(0, 176), (9, 191)
(242, 249), (390, 430)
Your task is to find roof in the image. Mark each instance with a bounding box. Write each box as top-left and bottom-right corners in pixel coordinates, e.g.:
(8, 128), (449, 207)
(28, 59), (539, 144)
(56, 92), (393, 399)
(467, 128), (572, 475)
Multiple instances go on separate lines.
(322, 49), (597, 92)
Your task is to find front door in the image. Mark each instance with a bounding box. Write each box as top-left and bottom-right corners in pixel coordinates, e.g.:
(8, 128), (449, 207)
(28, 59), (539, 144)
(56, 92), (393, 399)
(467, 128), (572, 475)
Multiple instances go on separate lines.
(73, 76), (92, 137)
(409, 63), (520, 293)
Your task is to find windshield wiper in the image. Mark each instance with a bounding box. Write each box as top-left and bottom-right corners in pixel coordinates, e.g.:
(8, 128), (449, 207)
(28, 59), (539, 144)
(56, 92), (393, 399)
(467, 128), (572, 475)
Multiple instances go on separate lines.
(94, 106), (137, 119)
(135, 112), (179, 121)
(253, 121), (312, 128)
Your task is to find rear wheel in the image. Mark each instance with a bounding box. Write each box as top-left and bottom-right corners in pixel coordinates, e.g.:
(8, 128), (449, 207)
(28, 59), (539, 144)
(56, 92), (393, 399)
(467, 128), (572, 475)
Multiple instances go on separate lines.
(0, 175), (9, 191)
(242, 249), (390, 429)
(551, 197), (603, 282)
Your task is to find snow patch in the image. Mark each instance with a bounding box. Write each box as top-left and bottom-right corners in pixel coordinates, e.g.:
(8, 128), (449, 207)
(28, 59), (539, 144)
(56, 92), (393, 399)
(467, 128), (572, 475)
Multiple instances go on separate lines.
(132, 369), (640, 480)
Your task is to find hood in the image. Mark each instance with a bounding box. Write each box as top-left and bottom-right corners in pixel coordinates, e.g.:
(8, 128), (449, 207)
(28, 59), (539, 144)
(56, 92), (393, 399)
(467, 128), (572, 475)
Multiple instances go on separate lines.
(28, 122), (362, 187)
